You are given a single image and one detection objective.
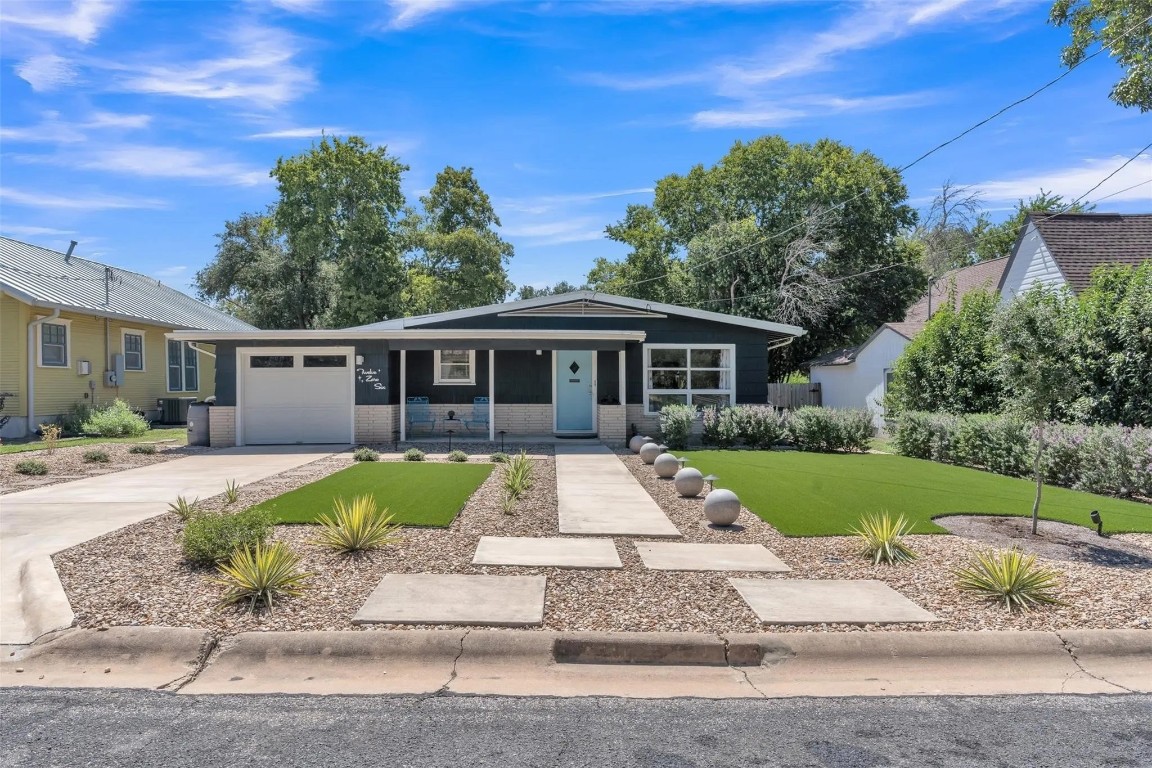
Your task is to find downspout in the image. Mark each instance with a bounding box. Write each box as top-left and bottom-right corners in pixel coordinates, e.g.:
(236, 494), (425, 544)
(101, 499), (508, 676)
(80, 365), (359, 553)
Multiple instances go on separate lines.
(186, 342), (217, 359)
(26, 308), (61, 436)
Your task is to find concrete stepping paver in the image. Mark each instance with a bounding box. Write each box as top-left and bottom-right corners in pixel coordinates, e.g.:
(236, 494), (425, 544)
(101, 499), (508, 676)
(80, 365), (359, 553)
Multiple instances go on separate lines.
(473, 536), (622, 568)
(353, 574), (546, 627)
(636, 543), (790, 572)
(730, 579), (940, 624)
(555, 444), (681, 538)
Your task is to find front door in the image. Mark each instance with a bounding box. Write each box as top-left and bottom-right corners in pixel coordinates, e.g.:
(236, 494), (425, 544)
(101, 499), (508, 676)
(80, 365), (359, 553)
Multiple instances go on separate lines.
(555, 350), (595, 433)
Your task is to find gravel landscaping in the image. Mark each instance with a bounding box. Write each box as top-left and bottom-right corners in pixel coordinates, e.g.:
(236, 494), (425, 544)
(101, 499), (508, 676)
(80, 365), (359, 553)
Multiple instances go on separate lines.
(1, 441), (207, 494)
(53, 444), (1152, 637)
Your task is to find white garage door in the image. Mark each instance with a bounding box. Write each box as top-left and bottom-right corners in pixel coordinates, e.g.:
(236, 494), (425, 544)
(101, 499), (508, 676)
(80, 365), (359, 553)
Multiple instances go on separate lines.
(240, 349), (353, 445)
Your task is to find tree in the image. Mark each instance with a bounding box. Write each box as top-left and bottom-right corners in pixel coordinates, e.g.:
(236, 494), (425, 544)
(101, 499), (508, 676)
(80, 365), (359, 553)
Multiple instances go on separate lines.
(914, 181), (984, 276)
(1051, 0), (1152, 111)
(587, 204), (685, 304)
(886, 288), (1004, 416)
(272, 136), (409, 328)
(516, 281), (585, 300)
(993, 285), (1082, 534)
(971, 190), (1094, 262)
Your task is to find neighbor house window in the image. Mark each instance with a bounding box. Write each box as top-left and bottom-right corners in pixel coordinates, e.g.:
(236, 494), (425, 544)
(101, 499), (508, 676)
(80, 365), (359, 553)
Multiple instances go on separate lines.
(643, 344), (735, 414)
(122, 330), (145, 371)
(38, 321), (69, 367)
(167, 340), (200, 392)
(434, 349), (475, 385)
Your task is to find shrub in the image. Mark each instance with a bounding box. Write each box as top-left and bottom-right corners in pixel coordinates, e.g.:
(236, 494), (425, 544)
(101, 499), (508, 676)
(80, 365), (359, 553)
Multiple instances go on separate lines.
(740, 406), (787, 449)
(892, 411), (957, 463)
(81, 399), (149, 437)
(128, 444), (157, 455)
(38, 423), (62, 454)
(182, 508), (274, 566)
(659, 404), (696, 450)
(82, 448), (110, 463)
(223, 479), (240, 505)
(788, 407), (874, 453)
(403, 447), (426, 462)
(447, 450), (469, 463)
(168, 495), (198, 521)
(701, 407), (732, 448)
(955, 548), (1063, 612)
(489, 451), (510, 464)
(314, 495), (401, 553)
(950, 414), (1031, 477)
(59, 402), (93, 435)
(213, 542), (311, 613)
(14, 459), (48, 476)
(353, 447), (379, 462)
(851, 512), (917, 565)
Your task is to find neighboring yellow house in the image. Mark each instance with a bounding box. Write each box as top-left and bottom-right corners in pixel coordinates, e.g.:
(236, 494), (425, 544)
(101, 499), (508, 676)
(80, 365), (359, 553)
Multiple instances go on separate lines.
(0, 237), (255, 439)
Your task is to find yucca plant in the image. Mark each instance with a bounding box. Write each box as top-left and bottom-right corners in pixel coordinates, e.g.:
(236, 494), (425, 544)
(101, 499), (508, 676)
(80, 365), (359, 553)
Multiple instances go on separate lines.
(223, 479), (240, 505)
(314, 495), (402, 553)
(169, 495), (198, 520)
(213, 541), (311, 613)
(503, 451), (534, 499)
(955, 548), (1063, 612)
(850, 512), (918, 565)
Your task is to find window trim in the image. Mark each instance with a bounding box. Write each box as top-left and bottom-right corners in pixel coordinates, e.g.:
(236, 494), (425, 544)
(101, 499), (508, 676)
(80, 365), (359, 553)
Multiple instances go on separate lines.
(433, 349), (476, 386)
(642, 342), (736, 416)
(121, 328), (146, 372)
(36, 317), (71, 368)
(167, 340), (200, 393)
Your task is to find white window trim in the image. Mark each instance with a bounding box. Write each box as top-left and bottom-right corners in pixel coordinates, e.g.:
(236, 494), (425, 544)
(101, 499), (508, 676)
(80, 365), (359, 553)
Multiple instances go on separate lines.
(36, 317), (72, 368)
(433, 349), (476, 385)
(643, 342), (736, 416)
(121, 328), (146, 372)
(166, 339), (200, 393)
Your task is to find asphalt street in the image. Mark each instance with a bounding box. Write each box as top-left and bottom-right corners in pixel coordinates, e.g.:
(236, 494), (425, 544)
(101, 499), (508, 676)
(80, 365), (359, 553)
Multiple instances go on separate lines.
(2, 688), (1149, 767)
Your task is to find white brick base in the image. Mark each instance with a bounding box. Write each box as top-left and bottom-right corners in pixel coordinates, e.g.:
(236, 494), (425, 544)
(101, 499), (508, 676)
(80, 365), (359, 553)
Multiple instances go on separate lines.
(355, 405), (398, 443)
(597, 404), (627, 446)
(208, 406), (236, 448)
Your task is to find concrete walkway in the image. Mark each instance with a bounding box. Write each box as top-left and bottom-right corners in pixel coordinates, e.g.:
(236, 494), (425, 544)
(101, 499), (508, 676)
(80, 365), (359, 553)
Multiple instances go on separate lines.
(555, 443), (681, 538)
(0, 446), (337, 645)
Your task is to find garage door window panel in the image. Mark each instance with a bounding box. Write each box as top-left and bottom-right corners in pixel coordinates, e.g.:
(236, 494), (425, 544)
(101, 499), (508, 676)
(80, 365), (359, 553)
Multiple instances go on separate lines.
(303, 355), (347, 367)
(250, 355), (295, 368)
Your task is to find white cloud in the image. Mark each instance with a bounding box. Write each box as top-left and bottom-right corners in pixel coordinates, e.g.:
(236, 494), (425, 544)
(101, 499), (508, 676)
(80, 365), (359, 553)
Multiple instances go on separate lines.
(0, 187), (167, 210)
(1, 0), (120, 44)
(386, 0), (484, 29)
(974, 155), (1152, 205)
(14, 54), (79, 91)
(152, 265), (188, 279)
(0, 110), (152, 143)
(267, 0), (326, 11)
(246, 126), (347, 139)
(501, 217), (607, 246)
(691, 91), (937, 128)
(499, 188), (653, 215)
(0, 225), (76, 237)
(62, 145), (269, 186)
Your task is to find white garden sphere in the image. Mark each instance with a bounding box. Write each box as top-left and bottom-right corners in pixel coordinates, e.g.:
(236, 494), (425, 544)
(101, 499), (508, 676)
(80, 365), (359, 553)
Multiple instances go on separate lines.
(653, 452), (680, 478)
(674, 467), (704, 497)
(629, 435), (654, 453)
(703, 489), (741, 526)
(639, 442), (665, 465)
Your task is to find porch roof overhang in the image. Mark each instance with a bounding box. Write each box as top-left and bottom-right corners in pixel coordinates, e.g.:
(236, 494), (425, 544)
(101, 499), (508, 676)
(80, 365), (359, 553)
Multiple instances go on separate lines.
(167, 328), (647, 350)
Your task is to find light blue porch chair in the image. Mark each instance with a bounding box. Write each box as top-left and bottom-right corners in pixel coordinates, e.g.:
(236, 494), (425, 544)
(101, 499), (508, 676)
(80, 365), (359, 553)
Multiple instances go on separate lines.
(462, 396), (490, 433)
(405, 396), (436, 434)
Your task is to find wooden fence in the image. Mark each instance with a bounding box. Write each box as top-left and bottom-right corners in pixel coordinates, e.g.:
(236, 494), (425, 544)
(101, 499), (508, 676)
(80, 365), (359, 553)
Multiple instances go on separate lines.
(766, 382), (822, 409)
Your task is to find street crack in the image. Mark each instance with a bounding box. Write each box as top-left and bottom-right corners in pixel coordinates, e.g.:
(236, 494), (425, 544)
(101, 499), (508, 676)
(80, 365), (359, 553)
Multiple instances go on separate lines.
(1055, 631), (1136, 694)
(722, 636), (768, 699)
(420, 628), (471, 701)
(158, 632), (220, 693)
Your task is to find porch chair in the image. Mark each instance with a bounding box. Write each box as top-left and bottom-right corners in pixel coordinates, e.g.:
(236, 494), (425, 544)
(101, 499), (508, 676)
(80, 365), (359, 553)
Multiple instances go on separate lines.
(405, 396), (436, 434)
(462, 396), (490, 433)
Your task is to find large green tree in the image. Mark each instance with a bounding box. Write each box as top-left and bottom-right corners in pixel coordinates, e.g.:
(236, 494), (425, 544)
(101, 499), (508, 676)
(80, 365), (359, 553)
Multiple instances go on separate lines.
(971, 191), (1094, 262)
(1051, 0), (1152, 111)
(517, 281), (586, 300)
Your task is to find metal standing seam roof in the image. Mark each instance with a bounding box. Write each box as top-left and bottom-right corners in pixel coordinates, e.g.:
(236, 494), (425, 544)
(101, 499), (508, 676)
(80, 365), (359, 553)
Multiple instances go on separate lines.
(0, 237), (256, 331)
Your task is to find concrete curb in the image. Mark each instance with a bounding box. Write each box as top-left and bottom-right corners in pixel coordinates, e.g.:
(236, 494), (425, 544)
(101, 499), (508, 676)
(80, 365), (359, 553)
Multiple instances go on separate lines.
(554, 632), (762, 666)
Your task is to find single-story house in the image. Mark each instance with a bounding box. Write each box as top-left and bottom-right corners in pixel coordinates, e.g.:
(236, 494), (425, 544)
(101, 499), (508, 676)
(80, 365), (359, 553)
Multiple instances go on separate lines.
(0, 237), (256, 438)
(169, 291), (806, 448)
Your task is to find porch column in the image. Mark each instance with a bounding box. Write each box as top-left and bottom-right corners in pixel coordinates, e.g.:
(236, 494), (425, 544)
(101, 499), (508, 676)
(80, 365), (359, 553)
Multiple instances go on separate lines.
(618, 349), (626, 406)
(399, 349), (407, 442)
(488, 348), (495, 442)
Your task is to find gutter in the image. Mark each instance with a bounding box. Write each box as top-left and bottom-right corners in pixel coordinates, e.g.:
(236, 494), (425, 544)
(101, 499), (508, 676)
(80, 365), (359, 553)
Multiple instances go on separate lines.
(26, 308), (61, 436)
(186, 342), (216, 359)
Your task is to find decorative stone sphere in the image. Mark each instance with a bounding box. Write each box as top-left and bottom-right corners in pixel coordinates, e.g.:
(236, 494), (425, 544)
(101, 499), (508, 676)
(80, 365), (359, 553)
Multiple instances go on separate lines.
(674, 467), (704, 497)
(703, 489), (741, 526)
(653, 452), (680, 478)
(639, 442), (665, 465)
(629, 435), (654, 453)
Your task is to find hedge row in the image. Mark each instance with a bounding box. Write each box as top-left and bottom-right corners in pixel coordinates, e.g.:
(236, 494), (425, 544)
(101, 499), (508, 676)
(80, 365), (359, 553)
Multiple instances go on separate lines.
(657, 405), (875, 453)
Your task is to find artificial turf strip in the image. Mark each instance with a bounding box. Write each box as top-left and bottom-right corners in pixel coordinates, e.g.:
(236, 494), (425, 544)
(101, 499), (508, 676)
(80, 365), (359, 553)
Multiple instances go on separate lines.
(680, 450), (1152, 537)
(255, 462), (493, 527)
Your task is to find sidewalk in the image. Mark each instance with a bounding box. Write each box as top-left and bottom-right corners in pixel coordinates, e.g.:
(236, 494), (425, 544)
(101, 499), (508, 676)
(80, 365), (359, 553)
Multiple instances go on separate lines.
(0, 446), (337, 645)
(555, 443), (681, 537)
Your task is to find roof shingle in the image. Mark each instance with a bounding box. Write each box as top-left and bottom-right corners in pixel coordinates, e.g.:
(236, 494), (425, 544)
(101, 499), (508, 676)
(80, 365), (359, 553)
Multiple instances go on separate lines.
(1030, 212), (1152, 293)
(903, 257), (1007, 323)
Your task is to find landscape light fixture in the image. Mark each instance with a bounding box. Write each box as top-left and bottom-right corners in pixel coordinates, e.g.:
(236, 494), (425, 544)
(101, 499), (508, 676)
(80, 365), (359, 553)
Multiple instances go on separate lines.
(447, 429), (455, 452)
(1090, 509), (1103, 537)
(703, 474), (719, 493)
(676, 457), (689, 469)
(499, 430), (506, 452)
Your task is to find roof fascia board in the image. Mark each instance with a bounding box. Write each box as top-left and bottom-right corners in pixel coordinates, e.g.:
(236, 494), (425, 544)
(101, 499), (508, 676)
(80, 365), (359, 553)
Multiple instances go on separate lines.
(167, 329), (649, 342)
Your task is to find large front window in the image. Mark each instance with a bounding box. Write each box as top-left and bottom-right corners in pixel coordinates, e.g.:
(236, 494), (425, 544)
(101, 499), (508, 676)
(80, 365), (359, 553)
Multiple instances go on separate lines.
(168, 340), (199, 392)
(434, 349), (475, 385)
(644, 344), (734, 414)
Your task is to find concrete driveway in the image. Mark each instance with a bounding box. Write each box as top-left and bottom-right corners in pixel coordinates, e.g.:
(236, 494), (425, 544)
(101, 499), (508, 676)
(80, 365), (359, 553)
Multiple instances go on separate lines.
(1, 445), (338, 645)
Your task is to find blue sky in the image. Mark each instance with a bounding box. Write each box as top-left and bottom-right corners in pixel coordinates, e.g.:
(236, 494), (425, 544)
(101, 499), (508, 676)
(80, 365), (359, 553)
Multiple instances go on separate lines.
(1, 0), (1149, 295)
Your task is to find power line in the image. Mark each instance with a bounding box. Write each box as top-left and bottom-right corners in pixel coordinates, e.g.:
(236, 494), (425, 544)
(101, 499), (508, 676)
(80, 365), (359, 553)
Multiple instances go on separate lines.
(1090, 178), (1151, 204)
(0, 262), (108, 282)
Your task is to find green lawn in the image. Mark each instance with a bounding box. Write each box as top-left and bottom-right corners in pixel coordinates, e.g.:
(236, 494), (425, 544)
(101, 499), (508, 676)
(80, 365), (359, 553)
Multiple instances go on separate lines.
(0, 427), (189, 455)
(681, 450), (1152, 536)
(254, 462), (493, 527)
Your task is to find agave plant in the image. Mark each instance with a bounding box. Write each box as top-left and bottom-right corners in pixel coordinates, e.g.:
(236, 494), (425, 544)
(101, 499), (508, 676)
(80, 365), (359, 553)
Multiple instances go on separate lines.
(955, 548), (1063, 612)
(168, 495), (199, 521)
(314, 495), (401, 554)
(850, 512), (917, 565)
(214, 542), (310, 613)
(503, 451), (534, 499)
(223, 479), (241, 505)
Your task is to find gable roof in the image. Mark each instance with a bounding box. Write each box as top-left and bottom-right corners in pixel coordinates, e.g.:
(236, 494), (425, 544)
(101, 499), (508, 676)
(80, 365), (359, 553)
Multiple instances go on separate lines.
(903, 257), (1007, 323)
(808, 322), (924, 367)
(1011, 212), (1152, 294)
(0, 237), (255, 331)
(352, 290), (806, 340)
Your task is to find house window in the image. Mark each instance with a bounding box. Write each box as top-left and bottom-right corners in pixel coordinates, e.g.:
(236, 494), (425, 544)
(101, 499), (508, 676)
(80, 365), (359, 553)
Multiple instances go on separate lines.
(643, 344), (735, 414)
(39, 322), (68, 367)
(123, 330), (145, 371)
(250, 355), (295, 368)
(434, 349), (475, 385)
(168, 340), (200, 392)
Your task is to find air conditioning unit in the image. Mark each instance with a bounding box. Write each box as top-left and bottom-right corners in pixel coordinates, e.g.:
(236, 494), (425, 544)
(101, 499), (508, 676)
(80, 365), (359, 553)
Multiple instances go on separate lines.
(156, 397), (198, 424)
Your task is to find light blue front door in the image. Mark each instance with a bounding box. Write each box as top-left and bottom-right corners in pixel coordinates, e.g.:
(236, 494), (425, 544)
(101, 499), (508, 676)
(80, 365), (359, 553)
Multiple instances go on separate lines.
(555, 350), (595, 432)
